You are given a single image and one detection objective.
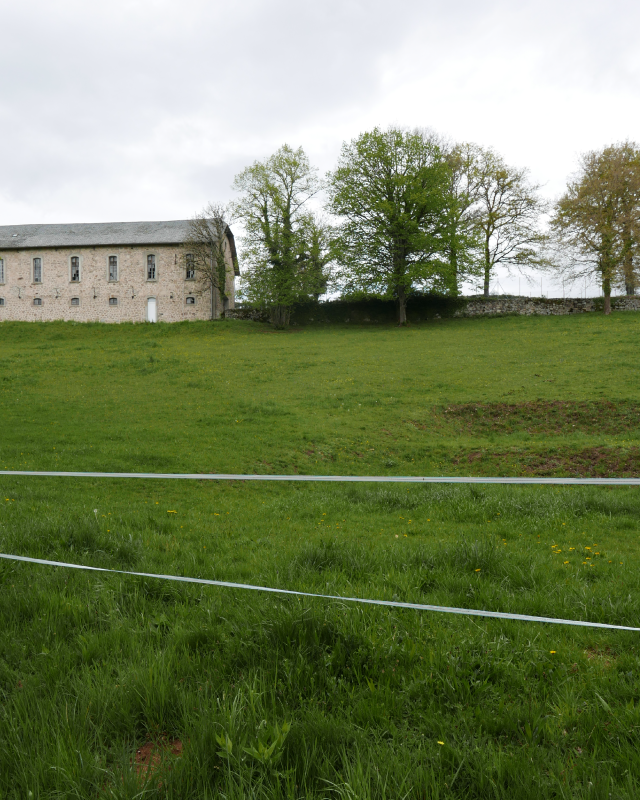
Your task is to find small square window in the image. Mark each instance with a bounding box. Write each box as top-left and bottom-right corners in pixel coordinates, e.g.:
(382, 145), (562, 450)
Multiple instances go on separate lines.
(147, 254), (156, 280)
(186, 296), (196, 305)
(109, 297), (118, 306)
(109, 255), (118, 281)
(71, 297), (80, 306)
(33, 297), (42, 306)
(70, 256), (80, 282)
(33, 257), (42, 283)
(0, 297), (5, 306)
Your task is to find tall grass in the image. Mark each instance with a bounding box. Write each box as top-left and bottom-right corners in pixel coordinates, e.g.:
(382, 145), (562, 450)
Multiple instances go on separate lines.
(1, 316), (640, 796)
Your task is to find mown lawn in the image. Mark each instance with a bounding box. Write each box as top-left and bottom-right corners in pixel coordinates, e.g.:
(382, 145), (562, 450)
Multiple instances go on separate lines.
(1, 314), (640, 798)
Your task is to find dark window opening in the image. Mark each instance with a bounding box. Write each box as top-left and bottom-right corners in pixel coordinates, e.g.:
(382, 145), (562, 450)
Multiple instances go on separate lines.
(186, 296), (195, 305)
(109, 297), (118, 306)
(186, 253), (195, 280)
(33, 258), (42, 283)
(71, 297), (80, 306)
(109, 255), (118, 281)
(33, 297), (42, 306)
(147, 254), (156, 280)
(70, 256), (80, 282)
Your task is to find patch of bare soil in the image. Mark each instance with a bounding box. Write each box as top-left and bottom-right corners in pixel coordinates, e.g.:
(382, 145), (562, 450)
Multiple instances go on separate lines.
(133, 737), (183, 785)
(450, 446), (640, 477)
(436, 401), (640, 436)
(585, 646), (615, 668)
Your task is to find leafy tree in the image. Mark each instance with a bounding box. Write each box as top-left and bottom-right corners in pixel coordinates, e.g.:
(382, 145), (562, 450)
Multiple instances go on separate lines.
(297, 213), (334, 301)
(552, 142), (640, 312)
(183, 203), (236, 319)
(232, 145), (330, 327)
(472, 148), (548, 297)
(327, 127), (460, 325)
(442, 141), (486, 294)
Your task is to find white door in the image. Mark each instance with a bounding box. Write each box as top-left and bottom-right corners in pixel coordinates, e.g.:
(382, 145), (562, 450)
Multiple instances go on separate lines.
(147, 297), (157, 323)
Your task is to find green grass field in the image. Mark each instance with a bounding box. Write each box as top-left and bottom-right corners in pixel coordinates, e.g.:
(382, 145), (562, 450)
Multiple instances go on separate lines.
(1, 314), (640, 798)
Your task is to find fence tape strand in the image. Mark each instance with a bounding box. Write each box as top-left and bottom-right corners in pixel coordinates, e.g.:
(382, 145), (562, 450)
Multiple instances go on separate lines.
(0, 552), (637, 631)
(2, 470), (640, 485)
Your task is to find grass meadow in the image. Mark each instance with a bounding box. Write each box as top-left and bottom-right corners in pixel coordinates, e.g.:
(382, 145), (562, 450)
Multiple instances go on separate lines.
(1, 313), (640, 798)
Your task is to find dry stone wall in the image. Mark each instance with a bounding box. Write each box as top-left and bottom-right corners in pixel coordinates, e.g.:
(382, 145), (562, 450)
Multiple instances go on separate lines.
(455, 296), (640, 317)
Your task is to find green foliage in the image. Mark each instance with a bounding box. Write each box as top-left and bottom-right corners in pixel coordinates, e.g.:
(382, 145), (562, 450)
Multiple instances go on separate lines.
(328, 127), (463, 323)
(552, 141), (640, 307)
(289, 294), (467, 325)
(233, 145), (331, 326)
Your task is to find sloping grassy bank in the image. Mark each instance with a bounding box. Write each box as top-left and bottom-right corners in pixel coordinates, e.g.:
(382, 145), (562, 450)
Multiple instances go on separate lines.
(1, 314), (639, 798)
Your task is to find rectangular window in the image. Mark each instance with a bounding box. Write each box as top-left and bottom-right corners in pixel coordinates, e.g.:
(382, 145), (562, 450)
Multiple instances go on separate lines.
(186, 296), (195, 305)
(33, 297), (42, 306)
(0, 298), (5, 306)
(147, 254), (156, 280)
(70, 256), (80, 282)
(109, 297), (118, 306)
(109, 255), (118, 281)
(71, 297), (80, 306)
(186, 253), (195, 280)
(0, 258), (4, 283)
(33, 257), (42, 283)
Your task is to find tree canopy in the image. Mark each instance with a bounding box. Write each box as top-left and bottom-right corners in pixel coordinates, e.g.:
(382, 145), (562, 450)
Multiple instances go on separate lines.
(469, 148), (548, 297)
(552, 141), (640, 313)
(232, 145), (331, 327)
(217, 131), (640, 324)
(327, 127), (462, 324)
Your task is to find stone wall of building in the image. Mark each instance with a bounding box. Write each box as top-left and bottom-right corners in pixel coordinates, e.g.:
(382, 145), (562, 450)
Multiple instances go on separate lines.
(0, 244), (236, 323)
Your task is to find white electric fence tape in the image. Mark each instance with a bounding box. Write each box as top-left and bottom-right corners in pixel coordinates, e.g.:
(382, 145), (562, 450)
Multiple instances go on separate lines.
(2, 471), (638, 630)
(0, 552), (638, 632)
(3, 470), (640, 485)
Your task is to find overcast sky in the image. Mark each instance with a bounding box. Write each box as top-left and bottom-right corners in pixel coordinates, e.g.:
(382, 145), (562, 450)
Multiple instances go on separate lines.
(1, 0), (638, 293)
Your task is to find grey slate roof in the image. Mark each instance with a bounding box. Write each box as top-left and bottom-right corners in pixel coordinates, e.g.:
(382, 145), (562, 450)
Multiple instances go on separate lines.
(0, 220), (194, 249)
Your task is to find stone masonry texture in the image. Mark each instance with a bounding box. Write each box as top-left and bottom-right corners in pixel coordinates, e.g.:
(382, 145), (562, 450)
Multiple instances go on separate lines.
(0, 243), (236, 323)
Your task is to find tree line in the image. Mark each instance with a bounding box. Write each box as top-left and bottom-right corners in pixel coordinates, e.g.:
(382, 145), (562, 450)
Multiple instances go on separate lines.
(186, 128), (640, 325)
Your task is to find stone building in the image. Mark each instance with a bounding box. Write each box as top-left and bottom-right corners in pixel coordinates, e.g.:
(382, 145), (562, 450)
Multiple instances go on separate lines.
(0, 220), (239, 323)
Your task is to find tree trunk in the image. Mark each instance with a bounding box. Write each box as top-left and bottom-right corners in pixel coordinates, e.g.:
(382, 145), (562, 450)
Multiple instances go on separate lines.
(603, 277), (611, 315)
(624, 250), (635, 295)
(449, 242), (459, 296)
(483, 235), (492, 297)
(622, 229), (635, 295)
(397, 286), (407, 325)
(270, 304), (290, 327)
(211, 245), (216, 320)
